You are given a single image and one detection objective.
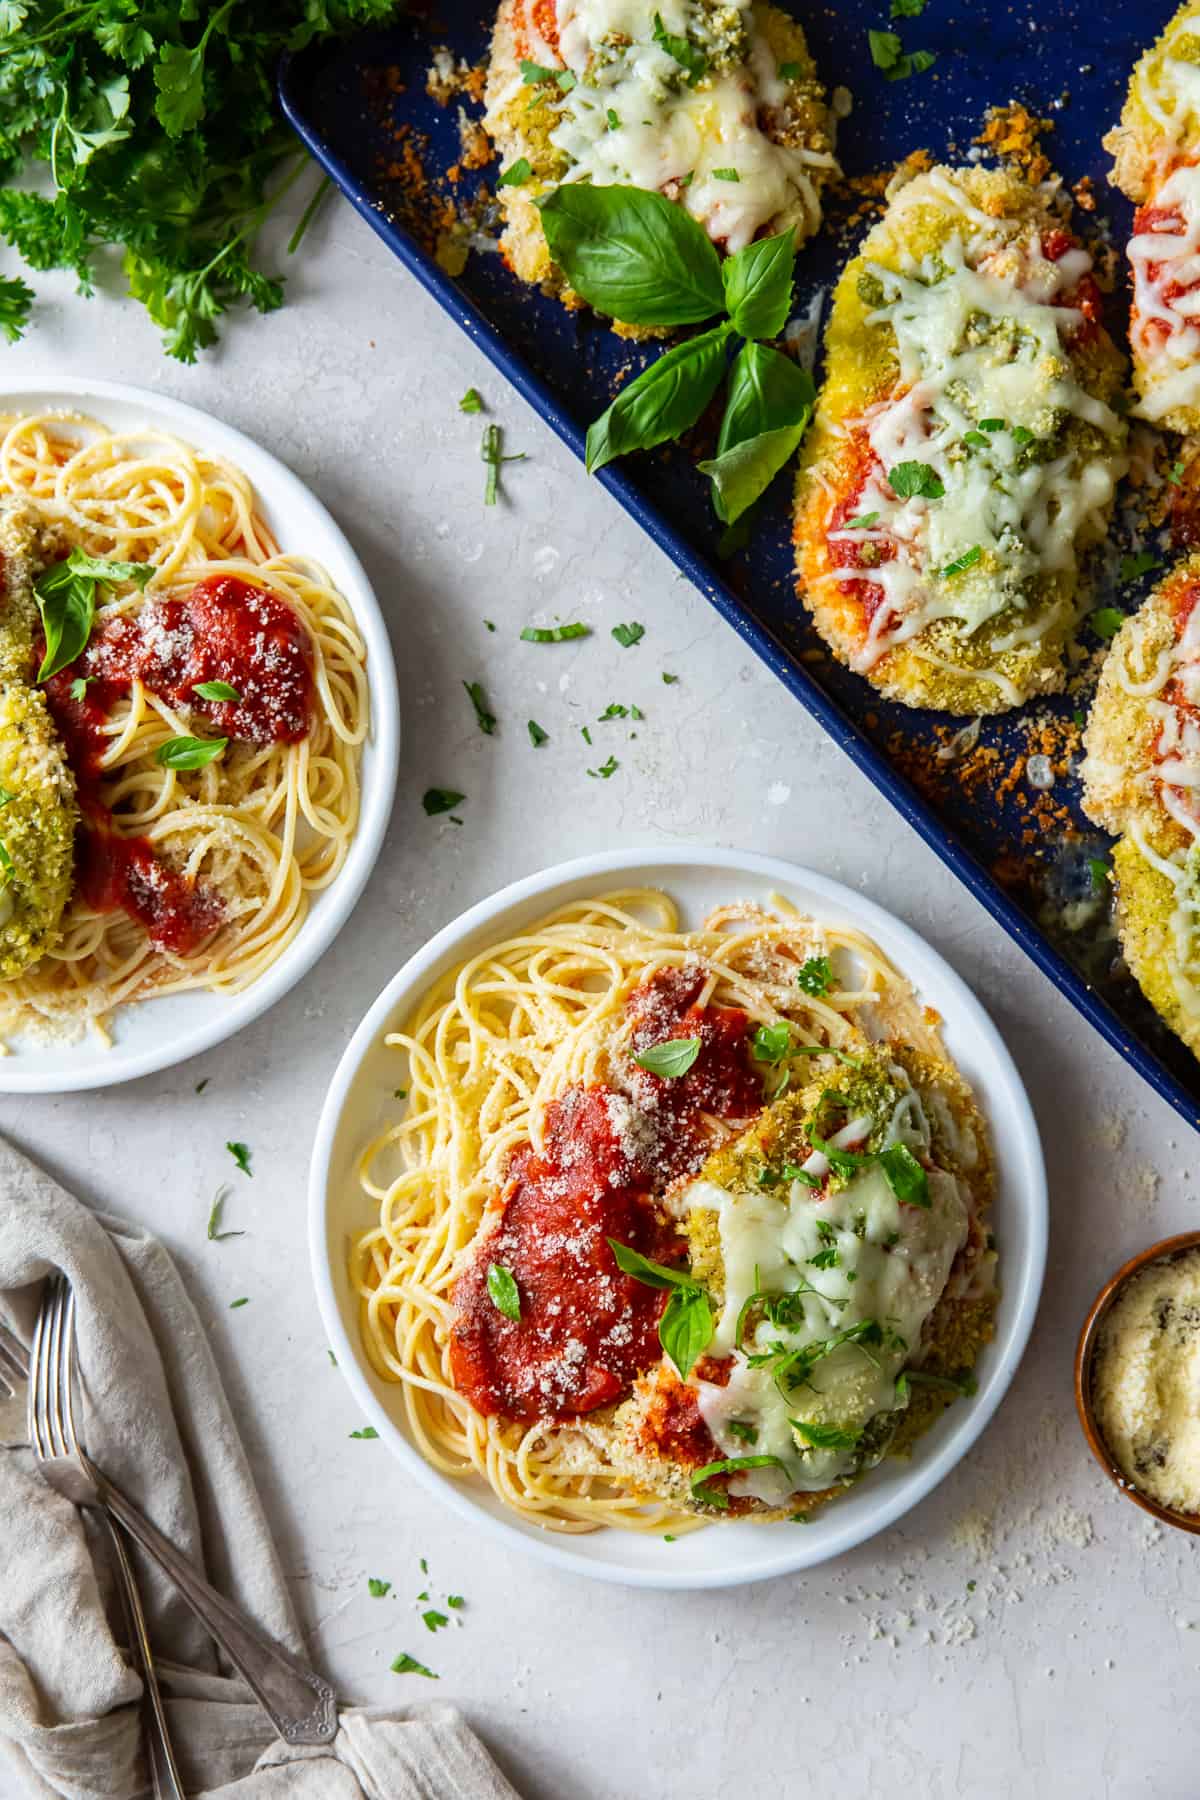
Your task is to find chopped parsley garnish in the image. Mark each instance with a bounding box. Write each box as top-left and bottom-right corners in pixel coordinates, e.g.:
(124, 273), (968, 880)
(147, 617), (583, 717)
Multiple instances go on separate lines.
(423, 788), (466, 816)
(607, 108), (621, 129)
(69, 676), (94, 702)
(1168, 461), (1185, 487)
(808, 1246), (839, 1270)
(978, 418), (1005, 431)
(581, 726), (593, 745)
(1011, 425), (1035, 445)
(712, 167), (740, 182)
(229, 1297), (249, 1309)
(195, 1078), (209, 1094)
(193, 679), (241, 703)
(651, 10), (708, 83)
(422, 1609), (450, 1632)
(868, 30), (936, 78)
(459, 388), (483, 414)
(662, 671), (679, 684)
(877, 1142), (930, 1207)
(481, 423), (525, 505)
(1088, 856), (1109, 891)
(519, 59), (575, 89)
(599, 703), (628, 720)
(1119, 551), (1162, 583)
(777, 60), (802, 78)
(497, 158), (532, 187)
(633, 1036), (701, 1077)
(962, 431), (989, 449)
(1089, 607), (1125, 641)
(790, 1044), (862, 1068)
(587, 755), (619, 778)
(462, 679), (497, 735)
(368, 1578), (391, 1598)
(349, 1426), (379, 1439)
(226, 1141), (252, 1178)
(484, 618), (496, 631)
(447, 1595), (465, 1609)
(895, 1367), (978, 1401)
(890, 0), (927, 13)
(206, 1185), (243, 1242)
(0, 276), (33, 345)
(887, 460), (944, 500)
(520, 622), (590, 642)
(486, 1262), (522, 1323)
(845, 511), (879, 529)
(391, 1653), (438, 1678)
(728, 1419), (758, 1444)
(796, 954), (833, 996)
(611, 621), (645, 648)
(527, 719), (549, 746)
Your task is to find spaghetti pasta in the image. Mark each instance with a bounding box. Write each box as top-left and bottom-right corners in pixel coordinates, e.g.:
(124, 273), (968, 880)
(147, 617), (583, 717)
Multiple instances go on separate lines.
(351, 890), (994, 1533)
(0, 411), (369, 1042)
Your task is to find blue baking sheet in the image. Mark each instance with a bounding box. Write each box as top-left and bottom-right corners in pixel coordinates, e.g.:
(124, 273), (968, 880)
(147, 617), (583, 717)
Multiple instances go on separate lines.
(278, 1), (1200, 1130)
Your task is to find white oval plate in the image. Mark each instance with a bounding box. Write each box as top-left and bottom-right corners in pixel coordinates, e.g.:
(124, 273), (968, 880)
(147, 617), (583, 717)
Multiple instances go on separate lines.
(311, 848), (1047, 1590)
(0, 378), (400, 1093)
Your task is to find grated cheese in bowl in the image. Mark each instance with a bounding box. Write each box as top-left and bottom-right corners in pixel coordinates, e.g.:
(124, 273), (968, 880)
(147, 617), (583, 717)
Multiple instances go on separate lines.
(1091, 1246), (1200, 1516)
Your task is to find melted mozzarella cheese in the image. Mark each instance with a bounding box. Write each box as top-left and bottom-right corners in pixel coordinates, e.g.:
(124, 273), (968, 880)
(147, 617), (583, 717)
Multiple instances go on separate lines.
(685, 1094), (969, 1503)
(548, 0), (833, 251)
(1131, 5), (1200, 167)
(1129, 162), (1200, 422)
(825, 177), (1124, 671)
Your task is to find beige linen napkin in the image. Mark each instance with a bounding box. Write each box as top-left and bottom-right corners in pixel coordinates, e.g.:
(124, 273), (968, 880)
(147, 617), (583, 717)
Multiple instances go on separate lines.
(0, 1132), (522, 1800)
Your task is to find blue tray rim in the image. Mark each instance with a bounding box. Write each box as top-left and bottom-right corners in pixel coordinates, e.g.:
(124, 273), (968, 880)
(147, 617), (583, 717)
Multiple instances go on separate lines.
(277, 51), (1200, 1134)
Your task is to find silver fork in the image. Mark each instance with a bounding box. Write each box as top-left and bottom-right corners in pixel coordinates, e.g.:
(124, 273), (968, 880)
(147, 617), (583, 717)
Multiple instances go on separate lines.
(1, 1304), (184, 1799)
(23, 1276), (337, 1748)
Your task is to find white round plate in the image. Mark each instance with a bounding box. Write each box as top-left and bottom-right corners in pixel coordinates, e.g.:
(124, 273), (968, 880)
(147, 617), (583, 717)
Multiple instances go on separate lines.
(311, 848), (1047, 1590)
(0, 378), (400, 1093)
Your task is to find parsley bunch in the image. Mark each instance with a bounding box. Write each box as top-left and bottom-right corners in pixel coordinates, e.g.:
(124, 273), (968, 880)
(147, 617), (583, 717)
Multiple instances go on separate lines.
(0, 1), (398, 360)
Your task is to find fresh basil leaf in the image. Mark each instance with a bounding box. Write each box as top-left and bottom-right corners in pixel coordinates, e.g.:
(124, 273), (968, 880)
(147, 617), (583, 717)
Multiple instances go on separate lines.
(845, 511), (879, 529)
(878, 1142), (930, 1207)
(194, 679), (241, 702)
(486, 1262), (521, 1322)
(34, 549), (153, 683)
(606, 1239), (695, 1290)
(527, 719), (549, 746)
(699, 422), (809, 525)
(586, 322), (731, 474)
(751, 1021), (792, 1065)
(651, 11), (708, 83)
(720, 230), (795, 341)
(537, 184), (724, 327)
(633, 1035), (701, 1077)
(156, 734), (227, 769)
(701, 341), (814, 522)
(790, 1418), (862, 1450)
(660, 1284), (713, 1378)
(888, 460), (944, 500)
(796, 954), (833, 996)
(806, 1126), (866, 1178)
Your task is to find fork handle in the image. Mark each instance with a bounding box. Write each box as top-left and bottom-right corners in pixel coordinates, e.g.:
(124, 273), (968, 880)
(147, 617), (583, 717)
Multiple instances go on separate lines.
(103, 1512), (186, 1800)
(88, 1458), (337, 1747)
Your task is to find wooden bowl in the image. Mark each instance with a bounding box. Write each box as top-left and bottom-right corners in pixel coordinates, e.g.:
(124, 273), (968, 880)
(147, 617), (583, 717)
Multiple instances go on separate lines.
(1075, 1230), (1200, 1536)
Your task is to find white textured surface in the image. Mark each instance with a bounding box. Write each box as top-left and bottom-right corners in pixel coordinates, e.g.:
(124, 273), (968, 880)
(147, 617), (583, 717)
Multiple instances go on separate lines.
(1, 195), (1197, 1798)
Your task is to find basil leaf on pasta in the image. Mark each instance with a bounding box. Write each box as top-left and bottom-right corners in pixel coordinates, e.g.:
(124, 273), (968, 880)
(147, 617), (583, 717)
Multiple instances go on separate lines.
(633, 1035), (701, 1077)
(607, 1239), (695, 1290)
(194, 679), (242, 702)
(536, 184), (725, 327)
(659, 1284), (712, 1379)
(156, 734), (228, 769)
(878, 1143), (930, 1207)
(34, 548), (153, 682)
(789, 1419), (861, 1450)
(486, 1262), (522, 1322)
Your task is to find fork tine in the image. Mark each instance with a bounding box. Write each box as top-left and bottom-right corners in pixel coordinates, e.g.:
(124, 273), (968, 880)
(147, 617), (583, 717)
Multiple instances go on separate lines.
(61, 1288), (79, 1455)
(27, 1285), (46, 1457)
(0, 1318), (29, 1379)
(46, 1279), (70, 1459)
(0, 1334), (24, 1389)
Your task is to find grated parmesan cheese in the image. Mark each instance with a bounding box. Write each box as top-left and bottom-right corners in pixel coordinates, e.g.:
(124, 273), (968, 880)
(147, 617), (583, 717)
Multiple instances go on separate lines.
(1093, 1248), (1200, 1514)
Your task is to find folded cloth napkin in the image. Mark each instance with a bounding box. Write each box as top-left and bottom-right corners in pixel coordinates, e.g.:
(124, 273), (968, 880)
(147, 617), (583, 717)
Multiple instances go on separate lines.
(0, 1133), (522, 1800)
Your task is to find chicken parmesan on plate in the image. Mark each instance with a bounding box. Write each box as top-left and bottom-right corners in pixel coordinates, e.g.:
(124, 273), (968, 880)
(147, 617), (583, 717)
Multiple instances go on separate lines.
(482, 0), (836, 332)
(1082, 555), (1200, 1061)
(794, 163), (1128, 714)
(350, 888), (997, 1534)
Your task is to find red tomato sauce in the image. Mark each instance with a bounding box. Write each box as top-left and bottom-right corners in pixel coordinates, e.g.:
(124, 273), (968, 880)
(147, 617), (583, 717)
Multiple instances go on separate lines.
(1041, 227), (1103, 345)
(42, 572), (312, 954)
(448, 969), (762, 1423)
(1130, 196), (1196, 361)
(824, 431), (898, 630)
